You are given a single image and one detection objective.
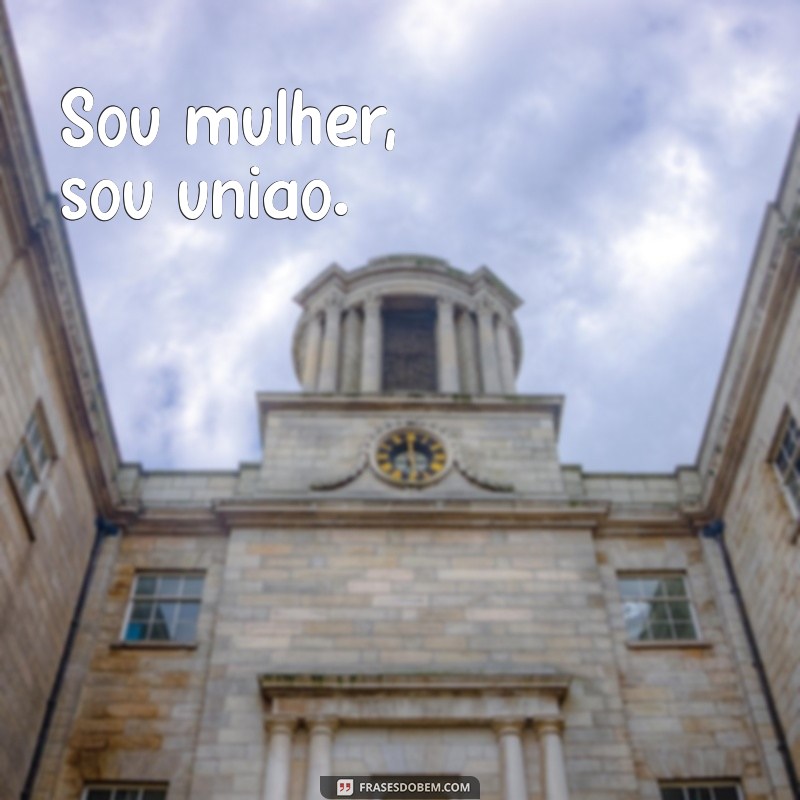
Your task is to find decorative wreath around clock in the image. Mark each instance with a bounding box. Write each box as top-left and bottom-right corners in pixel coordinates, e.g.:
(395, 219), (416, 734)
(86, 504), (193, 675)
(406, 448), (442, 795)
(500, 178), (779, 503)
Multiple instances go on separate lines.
(371, 426), (451, 487)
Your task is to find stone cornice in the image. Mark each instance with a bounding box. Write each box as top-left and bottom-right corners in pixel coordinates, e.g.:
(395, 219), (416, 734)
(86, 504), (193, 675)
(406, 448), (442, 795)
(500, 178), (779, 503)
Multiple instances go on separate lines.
(293, 256), (522, 310)
(114, 493), (700, 539)
(259, 672), (571, 701)
(214, 497), (609, 529)
(259, 672), (570, 727)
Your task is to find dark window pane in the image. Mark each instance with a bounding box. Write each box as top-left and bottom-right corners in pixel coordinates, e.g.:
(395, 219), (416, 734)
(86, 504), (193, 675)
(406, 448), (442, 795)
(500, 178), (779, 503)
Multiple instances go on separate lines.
(382, 299), (437, 392)
(131, 602), (152, 622)
(155, 602), (177, 638)
(650, 622), (673, 640)
(661, 577), (687, 597)
(143, 791), (167, 800)
(155, 600), (178, 624)
(649, 603), (671, 623)
(713, 788), (739, 800)
(660, 790), (684, 800)
(150, 622), (170, 641)
(12, 446), (37, 497)
(86, 791), (112, 800)
(671, 602), (691, 621)
(673, 622), (697, 640)
(136, 576), (157, 596)
(125, 622), (147, 641)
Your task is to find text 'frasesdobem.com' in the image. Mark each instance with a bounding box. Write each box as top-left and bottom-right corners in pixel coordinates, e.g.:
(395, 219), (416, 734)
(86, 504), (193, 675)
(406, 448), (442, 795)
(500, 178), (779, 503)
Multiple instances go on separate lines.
(320, 775), (480, 799)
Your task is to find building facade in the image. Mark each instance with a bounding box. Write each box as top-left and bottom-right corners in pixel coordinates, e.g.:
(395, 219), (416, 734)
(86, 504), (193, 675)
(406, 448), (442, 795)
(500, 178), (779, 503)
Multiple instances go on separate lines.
(0, 4), (799, 800)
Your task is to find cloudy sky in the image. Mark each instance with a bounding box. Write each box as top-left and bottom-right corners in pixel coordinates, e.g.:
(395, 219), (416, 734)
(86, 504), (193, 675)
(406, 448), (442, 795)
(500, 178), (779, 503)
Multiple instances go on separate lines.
(6, 0), (800, 472)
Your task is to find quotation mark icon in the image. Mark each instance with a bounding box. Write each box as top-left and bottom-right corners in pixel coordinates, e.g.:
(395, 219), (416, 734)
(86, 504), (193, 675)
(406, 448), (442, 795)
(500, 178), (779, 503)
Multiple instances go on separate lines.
(337, 778), (354, 797)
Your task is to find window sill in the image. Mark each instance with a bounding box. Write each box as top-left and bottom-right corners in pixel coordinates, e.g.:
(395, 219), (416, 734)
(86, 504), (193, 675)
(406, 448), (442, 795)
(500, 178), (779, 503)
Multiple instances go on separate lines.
(111, 641), (198, 651)
(626, 640), (713, 651)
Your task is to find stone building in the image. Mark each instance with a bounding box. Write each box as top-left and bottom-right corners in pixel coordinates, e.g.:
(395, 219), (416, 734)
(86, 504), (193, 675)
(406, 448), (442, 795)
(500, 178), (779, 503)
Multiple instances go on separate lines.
(0, 3), (799, 800)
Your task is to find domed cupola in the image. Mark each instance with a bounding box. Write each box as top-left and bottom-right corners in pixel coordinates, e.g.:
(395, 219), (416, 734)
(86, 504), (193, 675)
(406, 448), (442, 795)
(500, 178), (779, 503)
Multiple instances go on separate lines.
(292, 255), (523, 395)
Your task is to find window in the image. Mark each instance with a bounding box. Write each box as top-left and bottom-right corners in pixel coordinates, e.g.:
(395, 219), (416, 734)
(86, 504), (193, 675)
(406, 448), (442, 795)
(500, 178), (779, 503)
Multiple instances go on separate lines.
(123, 573), (204, 644)
(382, 296), (438, 392)
(8, 404), (54, 512)
(773, 411), (800, 515)
(660, 783), (741, 800)
(83, 787), (166, 800)
(618, 574), (699, 642)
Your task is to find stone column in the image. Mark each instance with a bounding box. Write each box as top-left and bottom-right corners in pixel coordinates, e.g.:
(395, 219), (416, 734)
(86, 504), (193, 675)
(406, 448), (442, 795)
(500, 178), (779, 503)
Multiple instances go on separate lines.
(360, 294), (382, 393)
(494, 719), (529, 800)
(304, 717), (337, 800)
(317, 295), (343, 392)
(436, 297), (459, 393)
(536, 719), (569, 800)
(497, 319), (516, 394)
(263, 716), (297, 800)
(301, 312), (323, 392)
(456, 309), (480, 394)
(340, 307), (362, 393)
(477, 302), (502, 394)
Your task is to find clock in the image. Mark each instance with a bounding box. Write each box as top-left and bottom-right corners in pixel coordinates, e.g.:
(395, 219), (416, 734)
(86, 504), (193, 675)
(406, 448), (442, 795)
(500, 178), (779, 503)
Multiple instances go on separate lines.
(373, 427), (449, 486)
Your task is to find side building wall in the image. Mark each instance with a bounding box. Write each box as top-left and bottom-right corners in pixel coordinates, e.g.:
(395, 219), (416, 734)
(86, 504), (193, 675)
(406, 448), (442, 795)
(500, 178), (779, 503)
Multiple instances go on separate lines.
(698, 121), (800, 783)
(0, 6), (118, 796)
(719, 279), (800, 773)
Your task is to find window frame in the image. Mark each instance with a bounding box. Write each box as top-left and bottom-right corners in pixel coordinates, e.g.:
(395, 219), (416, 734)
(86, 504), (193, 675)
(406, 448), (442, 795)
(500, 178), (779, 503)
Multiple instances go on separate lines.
(658, 781), (743, 800)
(770, 407), (800, 526)
(120, 571), (205, 647)
(6, 402), (56, 535)
(617, 571), (702, 645)
(81, 785), (168, 800)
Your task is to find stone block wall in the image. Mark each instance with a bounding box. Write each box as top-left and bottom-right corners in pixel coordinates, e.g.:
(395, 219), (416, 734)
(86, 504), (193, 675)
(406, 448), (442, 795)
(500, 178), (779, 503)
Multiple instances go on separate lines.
(40, 522), (783, 799)
(720, 286), (800, 777)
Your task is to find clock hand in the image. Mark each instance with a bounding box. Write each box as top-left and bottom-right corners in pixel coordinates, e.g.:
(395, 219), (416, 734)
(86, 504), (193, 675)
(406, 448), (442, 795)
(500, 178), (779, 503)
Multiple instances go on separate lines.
(406, 432), (416, 472)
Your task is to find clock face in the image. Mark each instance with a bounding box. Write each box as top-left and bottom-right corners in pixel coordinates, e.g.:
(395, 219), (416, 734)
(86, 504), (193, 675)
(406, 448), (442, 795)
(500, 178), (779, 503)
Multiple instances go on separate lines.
(374, 428), (448, 486)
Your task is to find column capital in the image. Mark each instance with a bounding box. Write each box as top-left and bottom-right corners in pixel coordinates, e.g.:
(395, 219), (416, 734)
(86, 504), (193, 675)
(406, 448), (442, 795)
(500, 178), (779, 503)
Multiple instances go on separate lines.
(535, 717), (565, 736)
(475, 293), (500, 318)
(305, 715), (339, 734)
(492, 717), (526, 736)
(363, 292), (383, 312)
(323, 290), (345, 310)
(265, 714), (298, 734)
